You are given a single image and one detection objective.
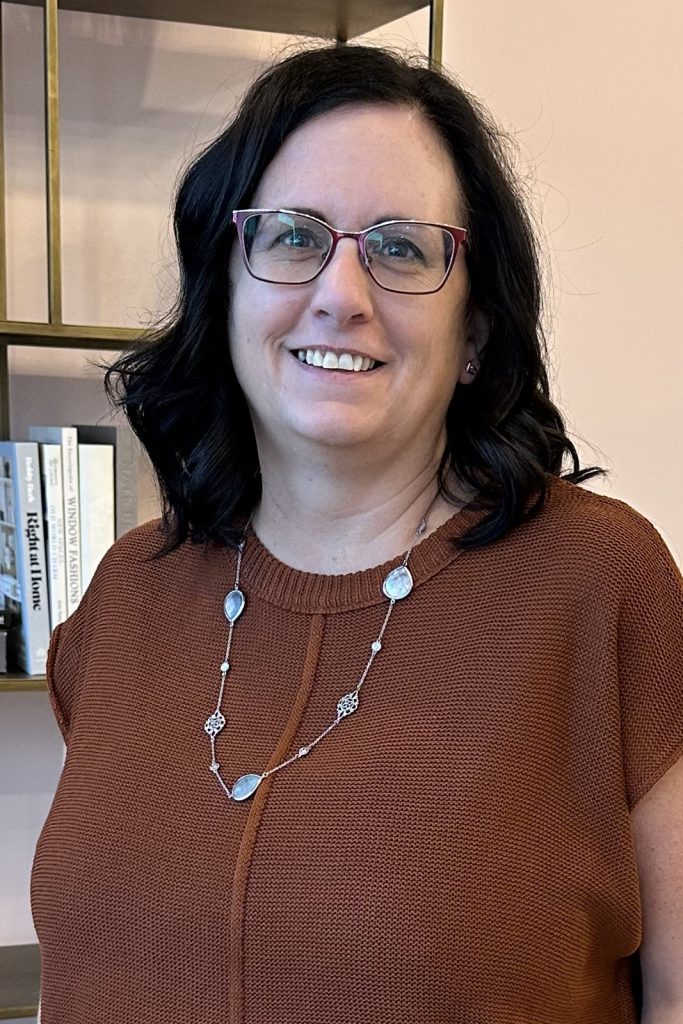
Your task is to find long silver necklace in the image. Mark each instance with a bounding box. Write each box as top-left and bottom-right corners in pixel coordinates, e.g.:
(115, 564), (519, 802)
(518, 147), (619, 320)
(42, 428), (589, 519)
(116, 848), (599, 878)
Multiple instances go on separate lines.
(204, 502), (435, 803)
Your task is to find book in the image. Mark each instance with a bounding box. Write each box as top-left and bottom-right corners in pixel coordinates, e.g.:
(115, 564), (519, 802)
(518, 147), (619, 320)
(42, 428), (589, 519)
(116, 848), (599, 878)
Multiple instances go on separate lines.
(74, 422), (141, 539)
(38, 443), (68, 630)
(0, 442), (51, 674)
(28, 426), (82, 616)
(0, 600), (12, 671)
(78, 443), (115, 592)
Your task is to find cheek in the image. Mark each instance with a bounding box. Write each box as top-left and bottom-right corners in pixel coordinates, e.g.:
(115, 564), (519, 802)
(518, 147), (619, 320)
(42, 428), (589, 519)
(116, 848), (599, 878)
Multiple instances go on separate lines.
(227, 282), (264, 374)
(436, 295), (469, 369)
(406, 298), (466, 363)
(230, 278), (307, 353)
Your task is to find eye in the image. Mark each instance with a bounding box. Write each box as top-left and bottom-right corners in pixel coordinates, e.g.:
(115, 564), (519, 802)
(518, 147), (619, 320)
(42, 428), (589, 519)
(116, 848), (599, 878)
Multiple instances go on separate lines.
(366, 231), (425, 263)
(280, 229), (314, 248)
(275, 225), (329, 252)
(385, 237), (422, 260)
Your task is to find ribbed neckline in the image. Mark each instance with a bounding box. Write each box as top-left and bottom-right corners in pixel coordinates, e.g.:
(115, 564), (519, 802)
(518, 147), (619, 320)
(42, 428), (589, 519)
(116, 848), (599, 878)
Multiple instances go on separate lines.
(237, 499), (490, 614)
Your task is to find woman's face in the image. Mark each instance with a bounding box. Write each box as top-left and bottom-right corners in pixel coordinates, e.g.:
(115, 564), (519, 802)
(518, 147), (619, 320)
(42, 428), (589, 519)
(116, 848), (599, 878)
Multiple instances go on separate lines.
(228, 103), (475, 458)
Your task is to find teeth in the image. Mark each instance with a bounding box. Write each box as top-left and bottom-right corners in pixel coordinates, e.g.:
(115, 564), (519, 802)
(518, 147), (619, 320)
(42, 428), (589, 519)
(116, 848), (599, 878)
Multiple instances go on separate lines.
(295, 348), (377, 372)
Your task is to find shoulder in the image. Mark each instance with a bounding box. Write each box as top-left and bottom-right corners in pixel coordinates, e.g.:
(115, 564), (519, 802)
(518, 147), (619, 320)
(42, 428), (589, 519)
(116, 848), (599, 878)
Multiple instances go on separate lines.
(535, 475), (679, 574)
(483, 475), (681, 617)
(98, 517), (169, 570)
(90, 517), (217, 589)
(542, 474), (667, 543)
(59, 518), (228, 644)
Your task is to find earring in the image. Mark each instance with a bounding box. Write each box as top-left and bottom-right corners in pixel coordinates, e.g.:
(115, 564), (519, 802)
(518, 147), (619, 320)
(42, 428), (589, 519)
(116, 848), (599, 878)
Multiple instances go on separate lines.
(466, 361), (478, 376)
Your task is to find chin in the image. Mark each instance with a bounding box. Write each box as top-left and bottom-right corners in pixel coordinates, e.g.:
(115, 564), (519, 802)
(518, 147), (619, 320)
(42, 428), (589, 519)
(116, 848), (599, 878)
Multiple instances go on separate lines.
(289, 411), (380, 449)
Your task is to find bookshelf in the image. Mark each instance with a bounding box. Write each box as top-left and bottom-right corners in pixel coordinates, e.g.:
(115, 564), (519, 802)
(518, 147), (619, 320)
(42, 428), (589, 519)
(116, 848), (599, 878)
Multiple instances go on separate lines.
(0, 0), (444, 1016)
(0, 944), (40, 1020)
(9, 0), (440, 38)
(0, 674), (46, 691)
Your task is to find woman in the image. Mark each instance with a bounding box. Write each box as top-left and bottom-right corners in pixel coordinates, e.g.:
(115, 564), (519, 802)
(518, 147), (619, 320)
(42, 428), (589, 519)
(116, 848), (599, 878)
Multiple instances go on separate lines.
(31, 44), (683, 1023)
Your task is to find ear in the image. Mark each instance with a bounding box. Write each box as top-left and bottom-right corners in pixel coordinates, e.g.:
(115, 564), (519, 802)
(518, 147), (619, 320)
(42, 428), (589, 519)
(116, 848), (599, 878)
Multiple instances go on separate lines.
(458, 306), (491, 385)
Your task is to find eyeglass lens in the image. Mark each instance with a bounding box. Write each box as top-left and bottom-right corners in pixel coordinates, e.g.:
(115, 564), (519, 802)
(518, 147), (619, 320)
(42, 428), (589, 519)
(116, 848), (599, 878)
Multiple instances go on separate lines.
(241, 211), (456, 293)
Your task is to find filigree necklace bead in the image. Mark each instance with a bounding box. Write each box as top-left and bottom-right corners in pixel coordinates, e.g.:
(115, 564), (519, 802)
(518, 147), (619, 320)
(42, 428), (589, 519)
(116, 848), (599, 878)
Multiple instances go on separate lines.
(204, 710), (226, 737)
(337, 691), (360, 719)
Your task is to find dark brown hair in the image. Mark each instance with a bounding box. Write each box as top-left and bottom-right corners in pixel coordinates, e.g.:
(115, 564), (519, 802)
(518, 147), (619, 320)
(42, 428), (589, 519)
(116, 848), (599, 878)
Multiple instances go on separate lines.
(105, 43), (606, 553)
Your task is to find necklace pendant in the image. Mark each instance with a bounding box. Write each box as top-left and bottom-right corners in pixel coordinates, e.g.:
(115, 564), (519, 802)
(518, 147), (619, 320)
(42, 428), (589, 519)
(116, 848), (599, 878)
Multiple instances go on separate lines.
(337, 690), (359, 719)
(232, 773), (263, 802)
(224, 588), (246, 623)
(382, 565), (414, 600)
(204, 710), (226, 737)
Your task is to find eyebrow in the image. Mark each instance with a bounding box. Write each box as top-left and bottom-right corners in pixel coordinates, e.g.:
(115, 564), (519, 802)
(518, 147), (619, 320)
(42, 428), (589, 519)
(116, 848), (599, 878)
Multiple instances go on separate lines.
(281, 207), (414, 227)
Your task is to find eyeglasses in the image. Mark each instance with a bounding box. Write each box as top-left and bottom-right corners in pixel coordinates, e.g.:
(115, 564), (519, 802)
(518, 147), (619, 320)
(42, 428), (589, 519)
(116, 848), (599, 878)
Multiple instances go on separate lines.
(232, 209), (467, 295)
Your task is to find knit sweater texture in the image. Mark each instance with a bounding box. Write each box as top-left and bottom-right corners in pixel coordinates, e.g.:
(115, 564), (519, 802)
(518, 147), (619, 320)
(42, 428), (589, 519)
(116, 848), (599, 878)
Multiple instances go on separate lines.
(31, 475), (683, 1024)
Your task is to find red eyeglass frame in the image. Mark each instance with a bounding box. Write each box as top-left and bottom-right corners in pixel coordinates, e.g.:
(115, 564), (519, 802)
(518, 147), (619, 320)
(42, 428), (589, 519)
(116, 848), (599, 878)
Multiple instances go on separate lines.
(231, 208), (468, 294)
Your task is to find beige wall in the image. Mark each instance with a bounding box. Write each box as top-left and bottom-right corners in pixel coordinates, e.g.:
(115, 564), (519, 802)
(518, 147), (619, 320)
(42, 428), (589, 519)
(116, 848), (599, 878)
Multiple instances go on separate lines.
(443, 1), (683, 555)
(1, 1), (681, 944)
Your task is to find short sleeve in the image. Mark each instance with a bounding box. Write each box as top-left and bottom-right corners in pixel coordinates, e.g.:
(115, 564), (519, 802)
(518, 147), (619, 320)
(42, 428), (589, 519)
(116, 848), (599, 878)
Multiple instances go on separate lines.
(45, 591), (89, 744)
(617, 513), (683, 809)
(43, 519), (164, 745)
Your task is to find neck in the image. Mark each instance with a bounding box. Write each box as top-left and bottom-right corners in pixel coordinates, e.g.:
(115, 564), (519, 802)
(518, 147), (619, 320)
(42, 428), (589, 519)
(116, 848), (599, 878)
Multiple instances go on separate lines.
(249, 435), (471, 575)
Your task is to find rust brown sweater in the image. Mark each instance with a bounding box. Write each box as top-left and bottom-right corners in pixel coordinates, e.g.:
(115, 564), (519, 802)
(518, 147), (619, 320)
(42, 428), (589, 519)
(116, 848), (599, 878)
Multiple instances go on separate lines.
(31, 475), (683, 1023)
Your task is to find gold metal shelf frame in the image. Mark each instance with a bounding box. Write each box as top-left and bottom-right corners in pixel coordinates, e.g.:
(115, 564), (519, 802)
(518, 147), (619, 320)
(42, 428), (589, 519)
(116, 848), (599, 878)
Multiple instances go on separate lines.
(0, 0), (443, 437)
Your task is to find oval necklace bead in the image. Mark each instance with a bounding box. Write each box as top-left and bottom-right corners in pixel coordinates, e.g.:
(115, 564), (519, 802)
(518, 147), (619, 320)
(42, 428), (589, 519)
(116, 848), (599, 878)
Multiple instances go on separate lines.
(224, 588), (246, 623)
(232, 773), (263, 801)
(382, 564), (414, 600)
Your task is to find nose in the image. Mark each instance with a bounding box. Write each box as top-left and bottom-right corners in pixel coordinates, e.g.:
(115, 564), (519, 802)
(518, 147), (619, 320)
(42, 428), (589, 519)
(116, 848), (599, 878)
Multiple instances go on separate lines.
(310, 237), (375, 325)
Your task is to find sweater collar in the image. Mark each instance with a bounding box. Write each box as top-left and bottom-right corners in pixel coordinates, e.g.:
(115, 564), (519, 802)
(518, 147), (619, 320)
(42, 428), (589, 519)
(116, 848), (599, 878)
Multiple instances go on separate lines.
(236, 500), (489, 614)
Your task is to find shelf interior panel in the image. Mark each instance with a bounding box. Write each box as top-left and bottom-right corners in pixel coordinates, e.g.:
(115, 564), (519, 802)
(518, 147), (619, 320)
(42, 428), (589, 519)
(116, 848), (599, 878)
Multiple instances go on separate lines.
(9, 0), (429, 38)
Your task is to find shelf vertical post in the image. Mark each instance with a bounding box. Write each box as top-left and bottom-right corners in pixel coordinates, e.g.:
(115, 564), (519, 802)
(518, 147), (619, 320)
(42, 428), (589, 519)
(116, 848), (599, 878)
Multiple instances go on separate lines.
(0, 3), (6, 324)
(0, 342), (8, 440)
(0, 4), (10, 439)
(428, 0), (444, 68)
(44, 0), (63, 326)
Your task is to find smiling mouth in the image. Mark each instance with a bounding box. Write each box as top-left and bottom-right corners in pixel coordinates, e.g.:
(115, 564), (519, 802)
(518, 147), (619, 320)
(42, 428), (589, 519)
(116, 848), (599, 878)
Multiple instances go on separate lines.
(293, 347), (384, 372)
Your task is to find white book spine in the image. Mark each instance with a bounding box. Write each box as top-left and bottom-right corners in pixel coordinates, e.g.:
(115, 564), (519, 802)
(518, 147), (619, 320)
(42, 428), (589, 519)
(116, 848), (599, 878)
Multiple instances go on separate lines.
(28, 426), (82, 616)
(62, 430), (82, 616)
(73, 423), (139, 537)
(79, 444), (115, 592)
(39, 443), (68, 630)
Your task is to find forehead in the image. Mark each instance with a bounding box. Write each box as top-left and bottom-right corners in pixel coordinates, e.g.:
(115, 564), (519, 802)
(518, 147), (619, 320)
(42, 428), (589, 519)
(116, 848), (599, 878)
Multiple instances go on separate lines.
(252, 103), (462, 227)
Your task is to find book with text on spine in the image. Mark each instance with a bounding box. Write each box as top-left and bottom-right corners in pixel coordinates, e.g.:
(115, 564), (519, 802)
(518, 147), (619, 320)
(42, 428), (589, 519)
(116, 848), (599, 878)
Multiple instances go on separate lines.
(38, 442), (68, 631)
(78, 443), (115, 593)
(0, 442), (50, 674)
(28, 426), (82, 616)
(74, 422), (141, 538)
